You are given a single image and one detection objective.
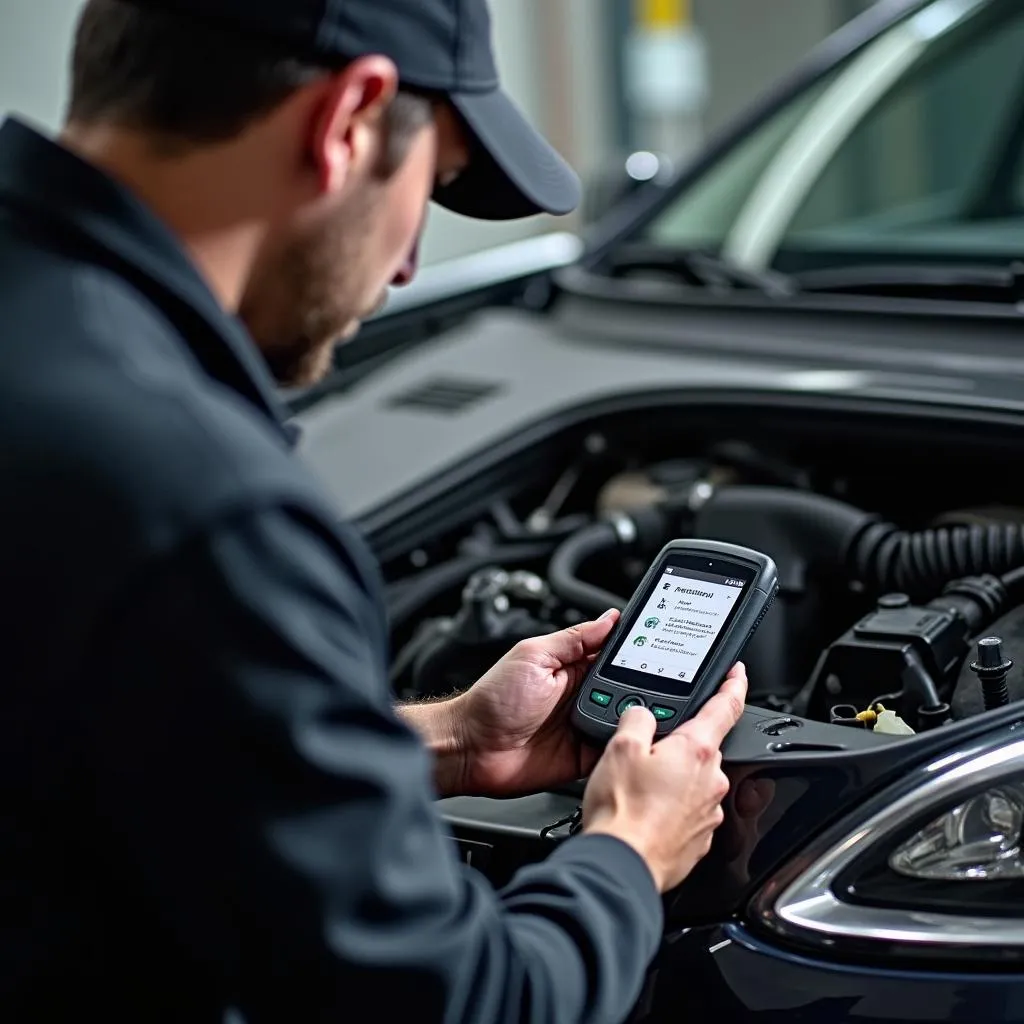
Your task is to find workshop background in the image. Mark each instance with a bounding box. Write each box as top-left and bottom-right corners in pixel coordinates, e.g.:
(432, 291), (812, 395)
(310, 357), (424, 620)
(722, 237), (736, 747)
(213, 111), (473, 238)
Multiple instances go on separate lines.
(0, 0), (876, 263)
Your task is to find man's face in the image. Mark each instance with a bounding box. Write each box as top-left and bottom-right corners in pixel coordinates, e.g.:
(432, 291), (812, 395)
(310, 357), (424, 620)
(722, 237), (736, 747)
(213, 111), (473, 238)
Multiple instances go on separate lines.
(240, 101), (468, 387)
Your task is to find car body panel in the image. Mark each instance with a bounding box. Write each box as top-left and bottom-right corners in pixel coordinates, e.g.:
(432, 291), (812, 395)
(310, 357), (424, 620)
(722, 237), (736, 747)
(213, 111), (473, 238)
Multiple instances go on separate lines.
(296, 299), (1024, 532)
(438, 704), (1024, 926)
(437, 720), (1024, 1022)
(640, 925), (1024, 1023)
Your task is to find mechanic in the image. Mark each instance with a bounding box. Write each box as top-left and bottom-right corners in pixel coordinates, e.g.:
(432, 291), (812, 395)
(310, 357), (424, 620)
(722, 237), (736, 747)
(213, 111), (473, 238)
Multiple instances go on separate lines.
(0, 1), (747, 1021)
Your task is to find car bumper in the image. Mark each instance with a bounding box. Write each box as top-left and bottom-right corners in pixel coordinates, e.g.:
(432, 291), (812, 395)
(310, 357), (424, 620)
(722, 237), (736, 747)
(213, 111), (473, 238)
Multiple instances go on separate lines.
(639, 923), (1024, 1023)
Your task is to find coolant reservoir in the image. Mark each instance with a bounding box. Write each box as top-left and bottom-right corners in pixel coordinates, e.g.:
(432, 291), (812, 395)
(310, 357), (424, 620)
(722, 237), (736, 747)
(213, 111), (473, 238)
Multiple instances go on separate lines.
(874, 709), (915, 736)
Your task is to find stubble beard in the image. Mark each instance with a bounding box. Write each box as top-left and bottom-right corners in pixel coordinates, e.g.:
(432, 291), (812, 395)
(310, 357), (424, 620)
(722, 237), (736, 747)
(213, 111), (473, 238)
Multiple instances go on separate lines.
(240, 122), (427, 389)
(241, 198), (384, 389)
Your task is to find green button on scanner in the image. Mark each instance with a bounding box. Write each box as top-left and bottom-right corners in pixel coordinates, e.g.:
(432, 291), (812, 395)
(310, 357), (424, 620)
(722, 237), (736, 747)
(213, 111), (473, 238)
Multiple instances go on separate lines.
(651, 705), (677, 722)
(616, 695), (646, 717)
(589, 689), (612, 707)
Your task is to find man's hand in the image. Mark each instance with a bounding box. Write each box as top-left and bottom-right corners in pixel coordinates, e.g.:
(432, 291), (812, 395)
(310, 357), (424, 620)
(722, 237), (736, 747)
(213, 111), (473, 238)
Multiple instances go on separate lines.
(582, 664), (747, 893)
(417, 610), (620, 798)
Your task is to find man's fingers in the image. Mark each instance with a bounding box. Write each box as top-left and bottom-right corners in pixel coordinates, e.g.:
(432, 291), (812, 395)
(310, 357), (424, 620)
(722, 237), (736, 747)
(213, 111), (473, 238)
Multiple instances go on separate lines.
(689, 666), (748, 743)
(724, 661), (748, 687)
(693, 689), (746, 745)
(531, 610), (620, 665)
(579, 610), (619, 653)
(723, 665), (749, 710)
(613, 704), (657, 746)
(720, 662), (748, 705)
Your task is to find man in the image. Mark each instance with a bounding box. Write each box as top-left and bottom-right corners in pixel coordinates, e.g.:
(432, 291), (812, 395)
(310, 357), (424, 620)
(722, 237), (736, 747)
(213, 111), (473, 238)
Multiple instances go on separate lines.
(0, 1), (748, 1021)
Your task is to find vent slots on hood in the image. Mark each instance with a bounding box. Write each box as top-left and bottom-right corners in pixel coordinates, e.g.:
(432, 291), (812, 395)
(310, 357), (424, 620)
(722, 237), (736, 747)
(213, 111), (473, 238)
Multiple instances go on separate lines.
(385, 377), (503, 415)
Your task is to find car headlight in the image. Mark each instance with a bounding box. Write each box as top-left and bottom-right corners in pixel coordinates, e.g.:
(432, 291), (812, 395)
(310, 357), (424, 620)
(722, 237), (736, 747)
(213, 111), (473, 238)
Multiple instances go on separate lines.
(753, 736), (1024, 958)
(889, 781), (1024, 882)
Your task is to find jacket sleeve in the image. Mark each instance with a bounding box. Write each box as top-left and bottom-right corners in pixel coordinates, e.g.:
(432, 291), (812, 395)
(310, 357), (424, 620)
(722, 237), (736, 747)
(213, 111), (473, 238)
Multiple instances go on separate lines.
(85, 506), (663, 1024)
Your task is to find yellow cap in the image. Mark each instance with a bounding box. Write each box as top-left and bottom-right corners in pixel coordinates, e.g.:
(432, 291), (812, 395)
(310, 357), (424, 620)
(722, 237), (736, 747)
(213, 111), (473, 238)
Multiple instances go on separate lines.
(638, 0), (692, 30)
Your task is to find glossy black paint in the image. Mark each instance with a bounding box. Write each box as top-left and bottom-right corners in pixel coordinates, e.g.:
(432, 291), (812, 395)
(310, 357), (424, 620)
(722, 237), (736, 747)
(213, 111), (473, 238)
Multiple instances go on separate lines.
(749, 719), (1024, 969)
(444, 726), (1024, 1023)
(440, 703), (1024, 929)
(633, 924), (1024, 1023)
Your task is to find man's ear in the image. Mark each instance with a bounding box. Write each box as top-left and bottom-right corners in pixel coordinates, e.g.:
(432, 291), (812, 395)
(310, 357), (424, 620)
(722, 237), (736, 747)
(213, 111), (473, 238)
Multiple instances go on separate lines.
(308, 55), (400, 195)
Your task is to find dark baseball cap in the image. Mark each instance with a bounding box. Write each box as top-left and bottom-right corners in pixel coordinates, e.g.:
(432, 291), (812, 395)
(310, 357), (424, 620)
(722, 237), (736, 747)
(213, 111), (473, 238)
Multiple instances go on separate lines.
(121, 0), (581, 221)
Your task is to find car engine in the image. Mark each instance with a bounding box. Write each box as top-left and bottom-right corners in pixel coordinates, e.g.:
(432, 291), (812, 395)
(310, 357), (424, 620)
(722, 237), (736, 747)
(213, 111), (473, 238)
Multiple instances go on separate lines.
(380, 408), (1024, 737)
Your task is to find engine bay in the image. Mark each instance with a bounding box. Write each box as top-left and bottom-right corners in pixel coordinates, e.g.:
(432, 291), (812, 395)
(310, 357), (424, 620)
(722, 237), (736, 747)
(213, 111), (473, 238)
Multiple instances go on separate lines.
(377, 403), (1024, 739)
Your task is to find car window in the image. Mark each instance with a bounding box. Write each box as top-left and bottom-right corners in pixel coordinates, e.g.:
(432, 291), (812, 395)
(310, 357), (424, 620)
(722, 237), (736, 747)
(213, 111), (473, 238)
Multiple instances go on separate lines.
(644, 0), (1024, 273)
(645, 78), (835, 250)
(775, 0), (1024, 269)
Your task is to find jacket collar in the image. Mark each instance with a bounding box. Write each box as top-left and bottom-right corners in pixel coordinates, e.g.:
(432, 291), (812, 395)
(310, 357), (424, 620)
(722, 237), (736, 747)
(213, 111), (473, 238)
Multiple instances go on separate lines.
(0, 117), (296, 444)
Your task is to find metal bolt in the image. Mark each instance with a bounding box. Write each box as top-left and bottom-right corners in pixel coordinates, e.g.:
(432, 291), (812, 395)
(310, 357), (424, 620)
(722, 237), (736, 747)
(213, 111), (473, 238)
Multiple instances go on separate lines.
(970, 636), (1013, 710)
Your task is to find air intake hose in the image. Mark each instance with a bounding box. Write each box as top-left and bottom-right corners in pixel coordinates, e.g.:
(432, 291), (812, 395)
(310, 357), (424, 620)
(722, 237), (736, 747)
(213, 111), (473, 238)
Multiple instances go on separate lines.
(694, 487), (870, 572)
(552, 485), (1024, 620)
(548, 522), (627, 614)
(851, 520), (1024, 599)
(696, 486), (1024, 599)
(548, 506), (670, 615)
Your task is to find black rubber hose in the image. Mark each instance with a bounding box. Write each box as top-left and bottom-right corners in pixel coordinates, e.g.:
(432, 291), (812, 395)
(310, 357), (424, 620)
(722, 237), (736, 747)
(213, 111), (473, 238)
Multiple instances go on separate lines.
(695, 487), (872, 568)
(548, 521), (628, 615)
(851, 520), (1024, 599)
(698, 486), (1024, 600)
(547, 505), (673, 616)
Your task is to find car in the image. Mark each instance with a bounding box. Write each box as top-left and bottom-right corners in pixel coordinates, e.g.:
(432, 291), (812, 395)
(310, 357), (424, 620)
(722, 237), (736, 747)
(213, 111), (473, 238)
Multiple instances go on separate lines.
(291, 0), (1024, 1019)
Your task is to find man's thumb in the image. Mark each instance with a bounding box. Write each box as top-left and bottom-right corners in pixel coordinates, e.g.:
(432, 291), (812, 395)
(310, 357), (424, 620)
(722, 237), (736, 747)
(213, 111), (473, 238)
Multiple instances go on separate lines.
(535, 609), (620, 664)
(575, 609), (620, 654)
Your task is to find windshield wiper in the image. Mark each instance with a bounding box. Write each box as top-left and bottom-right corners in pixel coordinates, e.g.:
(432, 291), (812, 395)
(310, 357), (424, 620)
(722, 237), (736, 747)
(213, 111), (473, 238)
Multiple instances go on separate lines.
(794, 262), (1024, 305)
(605, 248), (1024, 306)
(603, 243), (797, 299)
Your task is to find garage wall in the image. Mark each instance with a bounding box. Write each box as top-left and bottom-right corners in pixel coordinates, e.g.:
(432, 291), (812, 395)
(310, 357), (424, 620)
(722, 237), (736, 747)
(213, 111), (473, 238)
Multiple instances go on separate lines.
(0, 0), (82, 133)
(694, 0), (840, 135)
(0, 0), (583, 265)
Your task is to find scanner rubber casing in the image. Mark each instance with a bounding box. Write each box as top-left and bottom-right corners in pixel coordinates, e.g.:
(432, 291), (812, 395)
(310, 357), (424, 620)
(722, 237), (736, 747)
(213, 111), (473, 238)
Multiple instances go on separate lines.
(571, 538), (779, 743)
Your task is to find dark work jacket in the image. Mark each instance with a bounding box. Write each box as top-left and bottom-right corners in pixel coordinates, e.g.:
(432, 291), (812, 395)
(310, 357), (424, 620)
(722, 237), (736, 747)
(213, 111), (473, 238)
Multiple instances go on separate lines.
(0, 118), (662, 1023)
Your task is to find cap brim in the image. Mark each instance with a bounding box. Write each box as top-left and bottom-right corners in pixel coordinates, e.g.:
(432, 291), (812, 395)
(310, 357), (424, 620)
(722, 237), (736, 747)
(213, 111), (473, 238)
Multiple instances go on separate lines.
(432, 90), (581, 222)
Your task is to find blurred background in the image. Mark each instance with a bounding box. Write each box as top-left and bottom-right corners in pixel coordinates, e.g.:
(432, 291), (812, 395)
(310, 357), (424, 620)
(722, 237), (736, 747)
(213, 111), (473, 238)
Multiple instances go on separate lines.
(0, 0), (876, 263)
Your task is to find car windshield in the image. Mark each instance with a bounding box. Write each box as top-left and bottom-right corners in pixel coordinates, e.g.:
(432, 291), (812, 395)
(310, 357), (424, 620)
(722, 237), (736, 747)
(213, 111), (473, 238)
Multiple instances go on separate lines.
(644, 0), (1024, 276)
